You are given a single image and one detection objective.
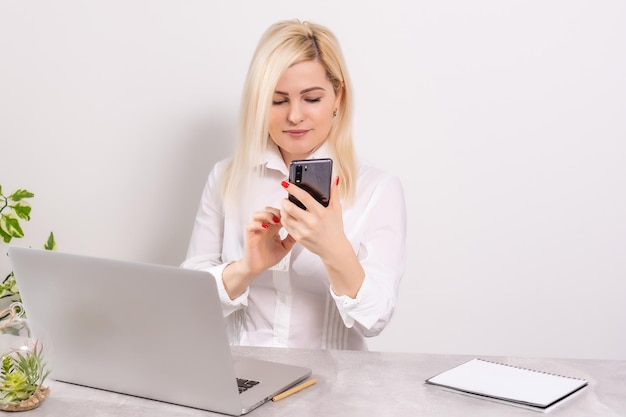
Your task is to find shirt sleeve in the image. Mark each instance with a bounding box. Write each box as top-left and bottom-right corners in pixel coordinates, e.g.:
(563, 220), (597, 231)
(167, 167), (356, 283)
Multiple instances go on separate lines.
(180, 159), (248, 317)
(330, 172), (407, 337)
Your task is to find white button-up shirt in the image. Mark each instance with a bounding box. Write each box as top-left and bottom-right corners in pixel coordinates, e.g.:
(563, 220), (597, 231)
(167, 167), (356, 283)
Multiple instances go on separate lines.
(181, 143), (406, 350)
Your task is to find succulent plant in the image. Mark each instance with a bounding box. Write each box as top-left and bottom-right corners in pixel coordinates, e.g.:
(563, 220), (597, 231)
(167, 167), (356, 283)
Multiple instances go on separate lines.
(0, 340), (51, 405)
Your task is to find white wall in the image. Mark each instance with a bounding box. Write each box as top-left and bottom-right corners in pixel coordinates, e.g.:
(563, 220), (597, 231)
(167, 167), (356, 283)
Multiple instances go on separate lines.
(1, 1), (624, 360)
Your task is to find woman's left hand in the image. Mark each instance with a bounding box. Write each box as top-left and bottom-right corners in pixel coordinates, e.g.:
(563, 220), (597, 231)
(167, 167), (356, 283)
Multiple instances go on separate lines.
(279, 176), (345, 259)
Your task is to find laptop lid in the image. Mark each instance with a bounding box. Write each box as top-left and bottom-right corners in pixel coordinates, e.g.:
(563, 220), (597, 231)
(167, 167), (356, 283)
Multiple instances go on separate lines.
(7, 246), (311, 416)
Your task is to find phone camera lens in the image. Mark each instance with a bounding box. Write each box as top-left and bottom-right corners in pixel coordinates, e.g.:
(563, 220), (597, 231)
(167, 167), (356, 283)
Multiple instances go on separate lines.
(295, 165), (303, 183)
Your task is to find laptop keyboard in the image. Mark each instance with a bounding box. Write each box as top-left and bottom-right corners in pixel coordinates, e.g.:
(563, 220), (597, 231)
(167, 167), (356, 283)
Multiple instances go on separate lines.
(237, 378), (260, 394)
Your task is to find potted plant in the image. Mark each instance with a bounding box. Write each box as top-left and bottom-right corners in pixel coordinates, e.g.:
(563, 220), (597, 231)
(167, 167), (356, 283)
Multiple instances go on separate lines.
(0, 339), (51, 411)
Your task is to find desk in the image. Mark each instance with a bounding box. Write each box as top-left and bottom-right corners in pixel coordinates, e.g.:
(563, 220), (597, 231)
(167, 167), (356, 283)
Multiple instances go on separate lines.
(18, 347), (626, 417)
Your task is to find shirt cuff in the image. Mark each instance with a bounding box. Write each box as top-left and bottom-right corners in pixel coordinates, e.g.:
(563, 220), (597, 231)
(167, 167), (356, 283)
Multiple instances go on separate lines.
(208, 263), (249, 315)
(330, 277), (383, 330)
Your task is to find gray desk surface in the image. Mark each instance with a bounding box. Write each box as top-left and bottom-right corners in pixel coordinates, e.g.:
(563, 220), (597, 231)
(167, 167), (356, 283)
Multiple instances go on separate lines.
(17, 346), (626, 417)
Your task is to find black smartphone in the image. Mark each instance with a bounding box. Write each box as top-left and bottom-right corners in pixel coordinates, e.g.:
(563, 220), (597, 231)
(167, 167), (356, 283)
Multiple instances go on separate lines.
(288, 158), (333, 210)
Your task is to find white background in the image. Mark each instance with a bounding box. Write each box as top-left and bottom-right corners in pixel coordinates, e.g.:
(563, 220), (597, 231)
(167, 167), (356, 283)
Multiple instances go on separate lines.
(1, 1), (624, 360)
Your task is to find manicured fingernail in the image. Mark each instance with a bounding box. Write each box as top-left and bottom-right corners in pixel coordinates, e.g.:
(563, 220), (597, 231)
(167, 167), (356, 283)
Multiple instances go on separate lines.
(336, 176), (340, 186)
(281, 181), (289, 188)
(272, 216), (280, 223)
(262, 223), (269, 229)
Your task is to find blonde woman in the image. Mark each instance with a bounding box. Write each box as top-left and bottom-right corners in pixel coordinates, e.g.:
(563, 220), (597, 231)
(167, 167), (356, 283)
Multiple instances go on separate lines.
(182, 19), (406, 350)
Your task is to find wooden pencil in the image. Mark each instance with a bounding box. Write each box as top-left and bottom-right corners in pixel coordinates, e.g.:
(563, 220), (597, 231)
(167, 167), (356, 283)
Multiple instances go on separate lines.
(271, 378), (318, 402)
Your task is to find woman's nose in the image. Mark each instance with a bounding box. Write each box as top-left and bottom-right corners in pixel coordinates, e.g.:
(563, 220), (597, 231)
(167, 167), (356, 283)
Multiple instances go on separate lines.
(287, 103), (303, 124)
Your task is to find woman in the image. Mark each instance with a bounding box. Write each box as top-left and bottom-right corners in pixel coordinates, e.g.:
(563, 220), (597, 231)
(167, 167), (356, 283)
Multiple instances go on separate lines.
(182, 19), (406, 350)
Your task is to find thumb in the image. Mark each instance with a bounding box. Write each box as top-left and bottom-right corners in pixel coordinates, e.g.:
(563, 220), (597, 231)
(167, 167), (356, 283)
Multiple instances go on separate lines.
(281, 233), (297, 251)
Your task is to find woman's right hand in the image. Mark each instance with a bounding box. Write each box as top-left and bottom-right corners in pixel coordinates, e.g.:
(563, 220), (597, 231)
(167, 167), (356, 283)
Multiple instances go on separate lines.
(244, 206), (295, 274)
(222, 207), (295, 299)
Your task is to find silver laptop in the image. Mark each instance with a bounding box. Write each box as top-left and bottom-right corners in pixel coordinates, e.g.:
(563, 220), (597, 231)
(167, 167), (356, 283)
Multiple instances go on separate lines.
(8, 246), (312, 416)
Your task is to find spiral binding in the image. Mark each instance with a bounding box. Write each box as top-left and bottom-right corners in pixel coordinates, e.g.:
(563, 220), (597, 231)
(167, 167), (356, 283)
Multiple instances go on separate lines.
(476, 358), (587, 382)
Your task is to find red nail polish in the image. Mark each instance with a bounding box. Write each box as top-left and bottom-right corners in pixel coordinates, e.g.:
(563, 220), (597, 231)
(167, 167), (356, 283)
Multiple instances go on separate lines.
(281, 181), (289, 188)
(262, 223), (269, 229)
(272, 216), (280, 223)
(336, 176), (340, 186)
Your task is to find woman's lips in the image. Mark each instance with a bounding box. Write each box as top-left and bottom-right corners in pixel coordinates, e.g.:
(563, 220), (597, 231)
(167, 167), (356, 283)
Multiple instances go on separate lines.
(284, 129), (310, 138)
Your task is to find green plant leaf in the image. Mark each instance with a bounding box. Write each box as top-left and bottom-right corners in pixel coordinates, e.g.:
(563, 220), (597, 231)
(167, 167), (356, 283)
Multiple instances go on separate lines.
(0, 372), (35, 403)
(0, 215), (24, 239)
(11, 203), (32, 221)
(1, 356), (13, 378)
(8, 190), (34, 203)
(0, 228), (11, 244)
(43, 232), (55, 251)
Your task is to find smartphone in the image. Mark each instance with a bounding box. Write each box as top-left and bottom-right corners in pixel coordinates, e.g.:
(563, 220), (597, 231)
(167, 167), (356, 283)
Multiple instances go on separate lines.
(288, 158), (333, 210)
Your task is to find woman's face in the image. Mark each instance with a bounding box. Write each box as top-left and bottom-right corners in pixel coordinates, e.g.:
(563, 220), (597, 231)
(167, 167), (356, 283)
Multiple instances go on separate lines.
(269, 60), (341, 165)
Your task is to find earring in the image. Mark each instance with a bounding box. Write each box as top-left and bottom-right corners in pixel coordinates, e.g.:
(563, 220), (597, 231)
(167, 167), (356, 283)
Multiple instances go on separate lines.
(333, 109), (337, 118)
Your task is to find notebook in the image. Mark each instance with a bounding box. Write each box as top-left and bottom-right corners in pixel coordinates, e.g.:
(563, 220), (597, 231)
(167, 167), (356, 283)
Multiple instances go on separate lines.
(425, 358), (588, 412)
(7, 246), (312, 416)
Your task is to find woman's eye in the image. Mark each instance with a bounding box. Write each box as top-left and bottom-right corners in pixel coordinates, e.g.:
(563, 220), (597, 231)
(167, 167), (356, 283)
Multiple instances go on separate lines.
(272, 100), (288, 105)
(305, 97), (322, 103)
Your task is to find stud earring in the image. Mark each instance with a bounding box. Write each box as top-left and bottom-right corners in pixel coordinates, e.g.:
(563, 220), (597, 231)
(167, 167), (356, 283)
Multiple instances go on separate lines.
(333, 109), (337, 118)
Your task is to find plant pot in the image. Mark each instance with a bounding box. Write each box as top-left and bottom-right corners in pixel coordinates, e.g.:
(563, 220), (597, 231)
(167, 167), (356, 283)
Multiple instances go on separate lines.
(0, 385), (50, 412)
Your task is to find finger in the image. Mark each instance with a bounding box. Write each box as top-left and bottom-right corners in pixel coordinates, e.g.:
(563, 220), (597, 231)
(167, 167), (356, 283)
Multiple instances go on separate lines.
(329, 175), (340, 206)
(252, 210), (280, 227)
(279, 199), (296, 222)
(246, 220), (268, 233)
(281, 233), (297, 251)
(282, 180), (316, 210)
(263, 206), (282, 224)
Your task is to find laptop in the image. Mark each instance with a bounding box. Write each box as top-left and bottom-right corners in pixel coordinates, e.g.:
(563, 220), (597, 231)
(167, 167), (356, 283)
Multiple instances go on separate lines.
(7, 246), (312, 416)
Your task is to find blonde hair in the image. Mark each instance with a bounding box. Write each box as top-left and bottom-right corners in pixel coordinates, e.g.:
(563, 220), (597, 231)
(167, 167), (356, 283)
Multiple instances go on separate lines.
(222, 19), (357, 207)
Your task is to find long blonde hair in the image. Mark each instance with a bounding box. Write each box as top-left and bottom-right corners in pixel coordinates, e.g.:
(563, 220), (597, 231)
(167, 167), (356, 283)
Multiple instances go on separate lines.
(222, 19), (357, 207)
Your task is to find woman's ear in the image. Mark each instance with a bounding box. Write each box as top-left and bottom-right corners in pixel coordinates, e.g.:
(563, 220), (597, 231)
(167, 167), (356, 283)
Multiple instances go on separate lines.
(334, 83), (344, 112)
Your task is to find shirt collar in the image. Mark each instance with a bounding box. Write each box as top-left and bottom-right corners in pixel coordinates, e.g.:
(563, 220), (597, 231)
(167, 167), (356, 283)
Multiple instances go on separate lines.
(261, 141), (334, 176)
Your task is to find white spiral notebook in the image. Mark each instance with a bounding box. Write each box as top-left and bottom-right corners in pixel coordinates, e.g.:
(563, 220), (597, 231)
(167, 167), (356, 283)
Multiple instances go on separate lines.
(425, 358), (588, 412)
